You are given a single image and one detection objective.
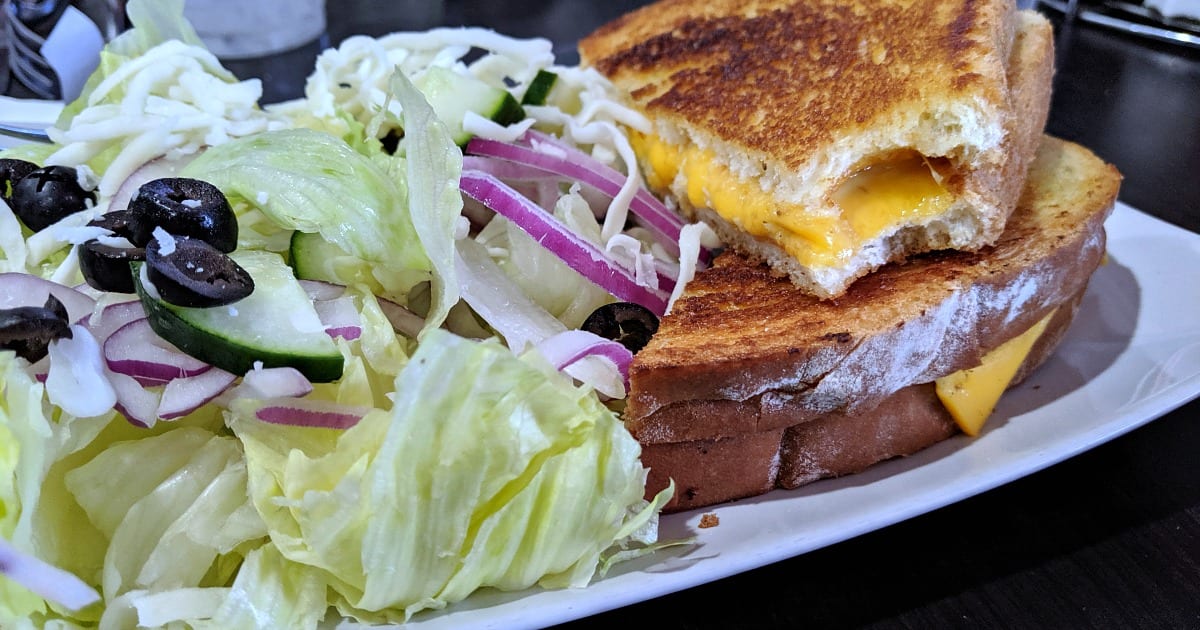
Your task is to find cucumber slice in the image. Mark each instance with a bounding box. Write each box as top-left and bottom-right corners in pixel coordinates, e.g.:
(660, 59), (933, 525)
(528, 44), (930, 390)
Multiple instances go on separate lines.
(135, 250), (344, 382)
(520, 69), (559, 106)
(289, 230), (349, 283)
(414, 66), (525, 145)
(289, 230), (389, 294)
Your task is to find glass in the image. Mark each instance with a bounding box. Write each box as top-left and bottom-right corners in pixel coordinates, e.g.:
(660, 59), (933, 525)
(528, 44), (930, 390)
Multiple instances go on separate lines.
(182, 0), (326, 60)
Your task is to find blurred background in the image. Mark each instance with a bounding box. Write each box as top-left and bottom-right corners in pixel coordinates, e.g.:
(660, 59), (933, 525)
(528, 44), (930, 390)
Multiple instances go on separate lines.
(4, 0), (1198, 99)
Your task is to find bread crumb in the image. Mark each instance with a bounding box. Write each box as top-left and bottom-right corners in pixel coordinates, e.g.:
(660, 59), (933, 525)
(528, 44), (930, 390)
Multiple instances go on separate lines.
(698, 513), (719, 528)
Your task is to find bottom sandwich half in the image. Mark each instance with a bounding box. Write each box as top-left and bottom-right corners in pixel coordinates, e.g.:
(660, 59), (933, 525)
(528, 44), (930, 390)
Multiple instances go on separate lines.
(627, 137), (1123, 513)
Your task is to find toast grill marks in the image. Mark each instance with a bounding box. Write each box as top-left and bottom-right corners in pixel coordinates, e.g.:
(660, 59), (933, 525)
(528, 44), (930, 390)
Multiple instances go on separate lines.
(583, 0), (1012, 174)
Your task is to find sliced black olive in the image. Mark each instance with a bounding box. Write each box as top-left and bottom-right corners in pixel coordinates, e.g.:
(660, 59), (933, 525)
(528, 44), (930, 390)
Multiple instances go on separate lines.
(380, 128), (404, 154)
(581, 302), (660, 354)
(10, 165), (96, 232)
(0, 295), (73, 363)
(88, 209), (136, 239)
(77, 210), (145, 293)
(145, 234), (253, 308)
(0, 158), (38, 204)
(79, 240), (145, 294)
(127, 178), (237, 252)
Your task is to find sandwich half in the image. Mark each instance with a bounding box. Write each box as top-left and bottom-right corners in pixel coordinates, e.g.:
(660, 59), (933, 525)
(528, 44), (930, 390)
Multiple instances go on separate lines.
(580, 0), (1055, 298)
(626, 137), (1121, 513)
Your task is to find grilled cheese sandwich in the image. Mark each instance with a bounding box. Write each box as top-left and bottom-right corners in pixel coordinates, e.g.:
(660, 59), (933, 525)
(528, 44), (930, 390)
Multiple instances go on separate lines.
(625, 137), (1121, 512)
(581, 0), (1055, 298)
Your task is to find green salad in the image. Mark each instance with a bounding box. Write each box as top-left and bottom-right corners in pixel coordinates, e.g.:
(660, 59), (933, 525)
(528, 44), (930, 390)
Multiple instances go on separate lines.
(0, 1), (715, 627)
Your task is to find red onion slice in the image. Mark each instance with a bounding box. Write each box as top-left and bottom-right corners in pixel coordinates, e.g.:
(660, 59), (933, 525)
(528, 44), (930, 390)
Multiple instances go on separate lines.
(254, 398), (371, 430)
(462, 155), (558, 182)
(84, 299), (147, 344)
(466, 137), (688, 259)
(465, 155), (679, 291)
(45, 325), (116, 418)
(0, 273), (97, 324)
(313, 295), (362, 341)
(535, 329), (632, 386)
(28, 355), (50, 382)
(110, 154), (196, 213)
(156, 368), (237, 420)
(297, 279), (347, 302)
(0, 538), (101, 612)
(109, 370), (162, 428)
(297, 278), (427, 340)
(376, 297), (426, 340)
(459, 170), (670, 315)
(104, 318), (211, 384)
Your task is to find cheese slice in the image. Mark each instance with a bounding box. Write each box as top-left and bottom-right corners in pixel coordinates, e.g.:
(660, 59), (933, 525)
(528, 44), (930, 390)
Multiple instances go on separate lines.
(630, 132), (953, 268)
(935, 311), (1056, 436)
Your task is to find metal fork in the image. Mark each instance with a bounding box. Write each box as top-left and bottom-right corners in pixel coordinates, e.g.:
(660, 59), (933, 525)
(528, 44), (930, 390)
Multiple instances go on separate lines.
(0, 122), (51, 143)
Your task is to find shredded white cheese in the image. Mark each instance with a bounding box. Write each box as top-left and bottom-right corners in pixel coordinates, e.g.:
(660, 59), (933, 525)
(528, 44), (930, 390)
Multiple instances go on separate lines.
(46, 39), (285, 201)
(668, 222), (718, 314)
(152, 226), (177, 256)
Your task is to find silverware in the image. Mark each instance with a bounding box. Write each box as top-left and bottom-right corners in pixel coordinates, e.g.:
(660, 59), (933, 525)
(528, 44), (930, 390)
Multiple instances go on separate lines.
(1038, 0), (1200, 49)
(0, 122), (52, 143)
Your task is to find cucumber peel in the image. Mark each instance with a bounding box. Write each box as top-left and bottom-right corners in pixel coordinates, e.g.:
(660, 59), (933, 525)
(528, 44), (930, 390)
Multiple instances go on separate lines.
(414, 66), (525, 145)
(134, 250), (345, 382)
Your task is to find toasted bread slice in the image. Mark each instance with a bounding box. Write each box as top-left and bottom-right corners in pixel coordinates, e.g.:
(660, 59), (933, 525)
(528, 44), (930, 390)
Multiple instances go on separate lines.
(626, 136), (1120, 475)
(581, 1), (1055, 298)
(642, 287), (1085, 512)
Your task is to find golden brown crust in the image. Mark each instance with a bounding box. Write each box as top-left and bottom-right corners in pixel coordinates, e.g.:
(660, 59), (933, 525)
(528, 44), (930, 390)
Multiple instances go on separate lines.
(580, 0), (1014, 172)
(962, 9), (1056, 245)
(627, 137), (1122, 443)
(641, 286), (1087, 513)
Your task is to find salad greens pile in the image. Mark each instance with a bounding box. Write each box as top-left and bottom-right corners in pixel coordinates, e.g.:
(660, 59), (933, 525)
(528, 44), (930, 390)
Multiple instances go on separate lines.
(0, 0), (693, 627)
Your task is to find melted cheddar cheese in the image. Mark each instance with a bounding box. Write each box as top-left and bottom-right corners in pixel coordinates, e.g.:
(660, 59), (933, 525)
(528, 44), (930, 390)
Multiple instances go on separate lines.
(630, 132), (954, 268)
(935, 311), (1056, 436)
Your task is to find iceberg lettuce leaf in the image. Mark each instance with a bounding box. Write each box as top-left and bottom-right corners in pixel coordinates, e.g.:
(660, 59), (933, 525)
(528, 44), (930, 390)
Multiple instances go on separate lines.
(203, 544), (328, 630)
(0, 355), (52, 623)
(228, 330), (664, 623)
(181, 129), (430, 281)
(63, 427), (266, 602)
(388, 70), (463, 334)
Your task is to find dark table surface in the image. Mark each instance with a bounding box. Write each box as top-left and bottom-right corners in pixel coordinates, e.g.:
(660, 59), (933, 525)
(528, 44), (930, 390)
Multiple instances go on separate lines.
(260, 2), (1200, 628)
(16, 1), (1195, 628)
